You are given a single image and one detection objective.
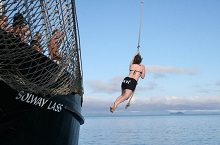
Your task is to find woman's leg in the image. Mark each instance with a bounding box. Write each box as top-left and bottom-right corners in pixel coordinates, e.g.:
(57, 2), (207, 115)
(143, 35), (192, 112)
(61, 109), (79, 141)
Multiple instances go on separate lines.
(110, 89), (133, 112)
(110, 94), (121, 113)
(114, 89), (133, 108)
(110, 89), (124, 112)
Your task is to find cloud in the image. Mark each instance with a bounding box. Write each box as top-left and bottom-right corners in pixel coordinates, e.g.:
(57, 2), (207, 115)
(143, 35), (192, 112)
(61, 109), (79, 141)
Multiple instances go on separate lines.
(138, 81), (158, 91)
(82, 95), (220, 114)
(216, 80), (220, 85)
(193, 83), (211, 88)
(86, 76), (123, 94)
(86, 65), (196, 94)
(153, 73), (167, 79)
(197, 89), (220, 93)
(87, 77), (158, 94)
(146, 65), (197, 75)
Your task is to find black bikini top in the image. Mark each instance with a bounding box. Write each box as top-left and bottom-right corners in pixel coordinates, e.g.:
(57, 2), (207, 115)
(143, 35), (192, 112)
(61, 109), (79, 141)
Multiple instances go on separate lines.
(130, 70), (142, 75)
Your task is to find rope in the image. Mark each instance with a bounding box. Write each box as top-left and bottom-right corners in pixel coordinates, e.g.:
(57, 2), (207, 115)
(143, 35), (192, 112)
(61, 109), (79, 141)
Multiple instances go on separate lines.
(125, 0), (144, 109)
(137, 0), (144, 52)
(125, 91), (135, 109)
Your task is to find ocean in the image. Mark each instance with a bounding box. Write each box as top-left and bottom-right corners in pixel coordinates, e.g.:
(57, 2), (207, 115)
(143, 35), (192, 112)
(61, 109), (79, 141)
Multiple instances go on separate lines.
(78, 115), (220, 145)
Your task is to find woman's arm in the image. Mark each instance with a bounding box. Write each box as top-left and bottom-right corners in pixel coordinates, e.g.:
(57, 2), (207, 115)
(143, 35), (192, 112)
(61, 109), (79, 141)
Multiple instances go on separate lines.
(141, 65), (146, 79)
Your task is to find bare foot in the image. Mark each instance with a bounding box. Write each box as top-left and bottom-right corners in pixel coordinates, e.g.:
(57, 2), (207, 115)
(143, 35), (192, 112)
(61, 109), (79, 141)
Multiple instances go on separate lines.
(110, 103), (116, 113)
(110, 106), (114, 113)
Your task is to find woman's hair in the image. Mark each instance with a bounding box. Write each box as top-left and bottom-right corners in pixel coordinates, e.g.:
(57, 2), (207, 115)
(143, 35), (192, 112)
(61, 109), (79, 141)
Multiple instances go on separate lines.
(133, 54), (143, 64)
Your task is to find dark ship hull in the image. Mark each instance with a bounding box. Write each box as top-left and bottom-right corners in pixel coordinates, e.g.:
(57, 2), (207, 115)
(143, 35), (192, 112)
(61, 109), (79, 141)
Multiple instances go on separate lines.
(0, 80), (84, 145)
(0, 28), (84, 145)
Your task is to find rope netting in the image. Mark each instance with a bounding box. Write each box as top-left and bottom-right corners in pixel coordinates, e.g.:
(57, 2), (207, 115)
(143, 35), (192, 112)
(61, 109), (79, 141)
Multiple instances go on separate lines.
(0, 0), (83, 96)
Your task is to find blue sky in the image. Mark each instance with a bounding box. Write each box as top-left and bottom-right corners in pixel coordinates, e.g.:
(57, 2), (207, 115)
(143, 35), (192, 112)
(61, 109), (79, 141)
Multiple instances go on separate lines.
(75, 0), (220, 115)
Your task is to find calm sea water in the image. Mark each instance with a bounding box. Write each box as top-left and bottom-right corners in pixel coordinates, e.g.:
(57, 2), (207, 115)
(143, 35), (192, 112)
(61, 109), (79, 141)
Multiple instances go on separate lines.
(78, 115), (220, 145)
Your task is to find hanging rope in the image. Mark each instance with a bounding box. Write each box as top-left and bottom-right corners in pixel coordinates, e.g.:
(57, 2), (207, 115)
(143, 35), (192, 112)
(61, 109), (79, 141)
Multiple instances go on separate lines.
(125, 0), (144, 109)
(137, 0), (144, 52)
(125, 91), (134, 109)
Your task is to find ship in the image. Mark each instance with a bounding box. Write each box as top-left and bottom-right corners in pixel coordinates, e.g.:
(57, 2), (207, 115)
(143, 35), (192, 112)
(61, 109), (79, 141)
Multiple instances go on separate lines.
(0, 0), (84, 145)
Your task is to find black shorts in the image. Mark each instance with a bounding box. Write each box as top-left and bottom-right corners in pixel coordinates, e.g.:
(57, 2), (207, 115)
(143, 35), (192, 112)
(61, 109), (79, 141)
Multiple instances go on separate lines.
(121, 77), (137, 91)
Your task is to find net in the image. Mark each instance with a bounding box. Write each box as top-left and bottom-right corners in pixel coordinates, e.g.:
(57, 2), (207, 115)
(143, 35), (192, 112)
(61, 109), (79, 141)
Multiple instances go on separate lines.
(0, 0), (83, 97)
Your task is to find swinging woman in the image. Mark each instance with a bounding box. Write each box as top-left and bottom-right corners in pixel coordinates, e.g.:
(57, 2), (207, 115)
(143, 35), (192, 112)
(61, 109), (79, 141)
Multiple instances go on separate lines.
(110, 51), (146, 113)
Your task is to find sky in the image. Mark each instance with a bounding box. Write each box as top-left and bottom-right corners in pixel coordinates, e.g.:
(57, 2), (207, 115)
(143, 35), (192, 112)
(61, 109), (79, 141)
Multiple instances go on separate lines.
(75, 0), (220, 116)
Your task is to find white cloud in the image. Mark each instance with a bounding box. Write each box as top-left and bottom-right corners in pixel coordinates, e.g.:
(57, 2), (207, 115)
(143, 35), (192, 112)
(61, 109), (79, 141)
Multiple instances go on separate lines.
(216, 80), (220, 85)
(197, 89), (220, 93)
(86, 65), (197, 94)
(168, 109), (220, 113)
(192, 82), (220, 93)
(82, 95), (220, 114)
(140, 81), (158, 90)
(153, 73), (167, 79)
(87, 77), (158, 94)
(146, 65), (197, 75)
(86, 76), (123, 94)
